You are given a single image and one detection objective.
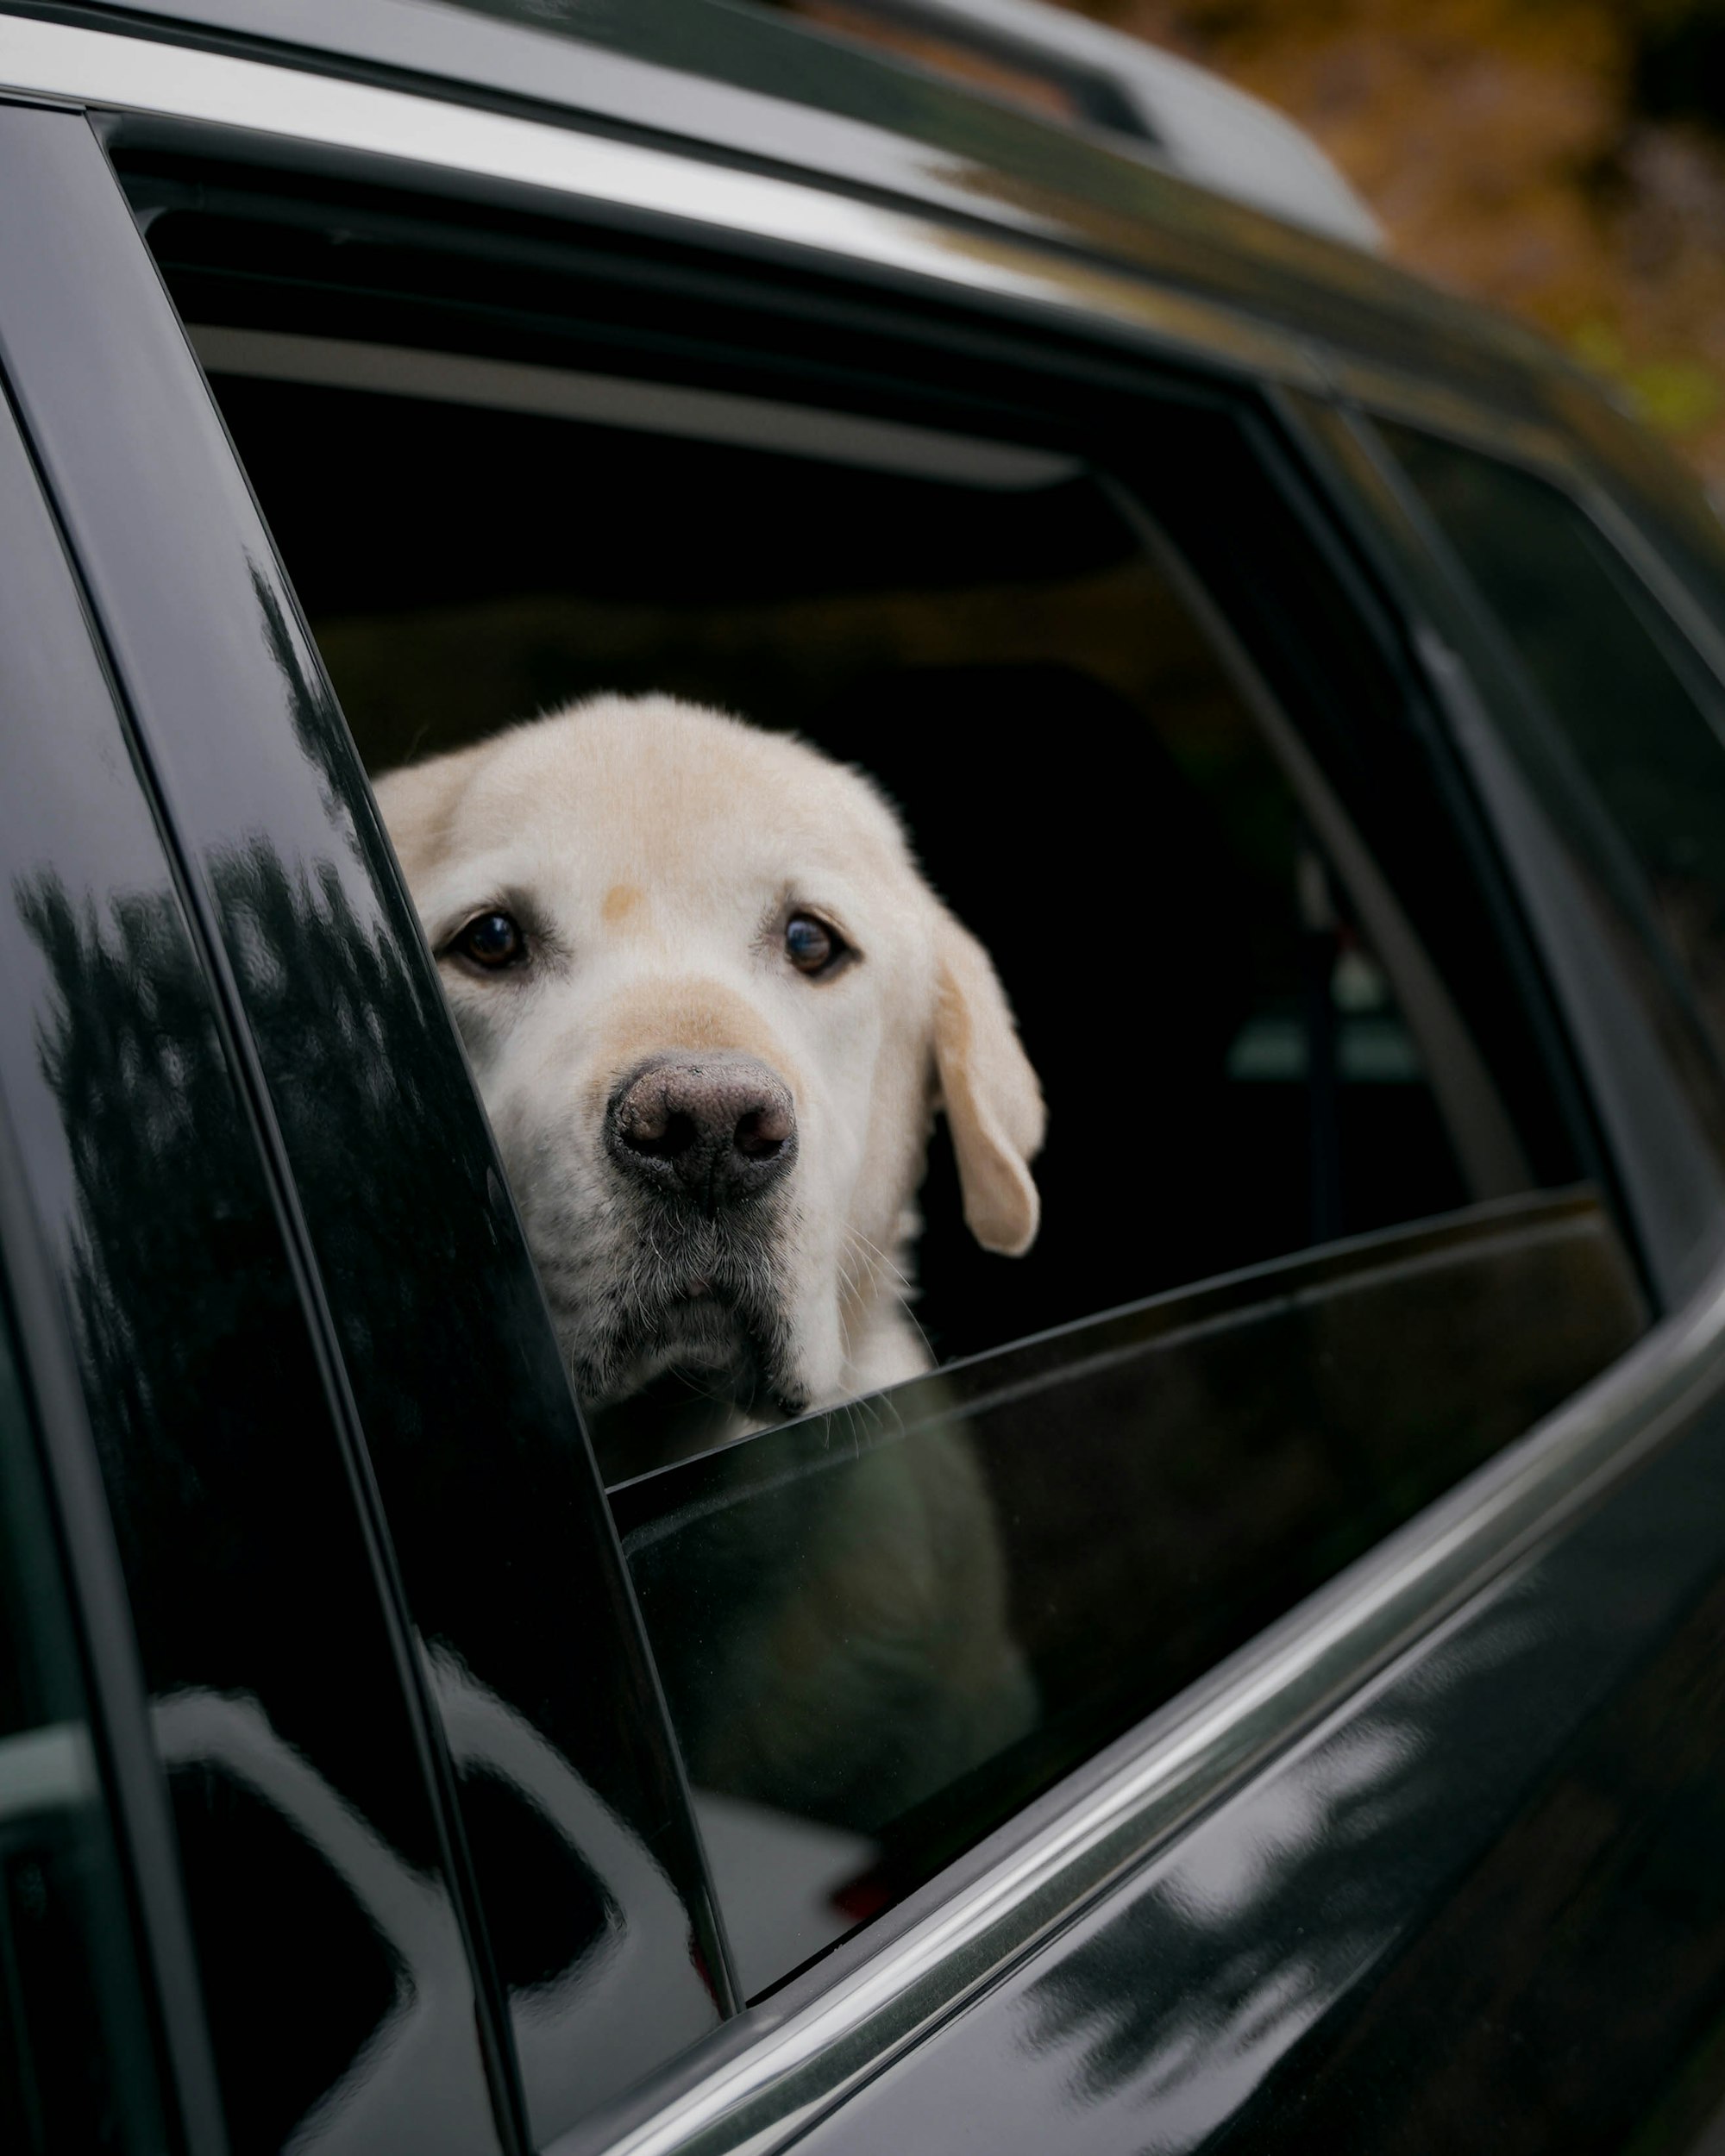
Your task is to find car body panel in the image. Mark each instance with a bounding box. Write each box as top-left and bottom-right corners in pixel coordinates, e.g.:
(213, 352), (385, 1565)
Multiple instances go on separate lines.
(0, 211), (504, 2153)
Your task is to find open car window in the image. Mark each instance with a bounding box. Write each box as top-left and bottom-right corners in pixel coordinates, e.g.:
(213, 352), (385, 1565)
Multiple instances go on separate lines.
(1376, 422), (1725, 1299)
(135, 176), (1646, 2024)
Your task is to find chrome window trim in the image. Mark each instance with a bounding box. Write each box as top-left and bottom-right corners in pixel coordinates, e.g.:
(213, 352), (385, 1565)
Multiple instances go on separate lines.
(0, 16), (1327, 392)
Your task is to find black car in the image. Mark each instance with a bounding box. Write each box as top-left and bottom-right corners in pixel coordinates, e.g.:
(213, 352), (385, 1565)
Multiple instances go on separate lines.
(4, 3), (1725, 2152)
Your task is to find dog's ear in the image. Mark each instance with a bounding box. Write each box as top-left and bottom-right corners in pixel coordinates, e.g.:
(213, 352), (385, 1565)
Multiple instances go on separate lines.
(371, 744), (486, 890)
(932, 910), (1045, 1257)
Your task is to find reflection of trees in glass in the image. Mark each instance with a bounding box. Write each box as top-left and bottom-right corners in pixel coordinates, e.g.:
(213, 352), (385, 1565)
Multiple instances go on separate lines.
(250, 554), (371, 843)
(21, 793), (714, 2054)
(19, 871), (279, 1546)
(1012, 1589), (1566, 2145)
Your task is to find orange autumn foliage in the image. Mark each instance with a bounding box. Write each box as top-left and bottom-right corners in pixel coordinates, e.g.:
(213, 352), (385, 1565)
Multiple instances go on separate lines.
(1063, 0), (1725, 486)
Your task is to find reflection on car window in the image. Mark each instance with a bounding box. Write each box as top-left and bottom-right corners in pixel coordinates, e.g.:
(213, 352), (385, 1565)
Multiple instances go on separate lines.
(0, 1316), (168, 2154)
(617, 1189), (1643, 1996)
(1380, 424), (1725, 1175)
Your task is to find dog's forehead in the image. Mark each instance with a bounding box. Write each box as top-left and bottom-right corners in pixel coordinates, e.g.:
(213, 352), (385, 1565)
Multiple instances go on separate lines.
(458, 699), (913, 895)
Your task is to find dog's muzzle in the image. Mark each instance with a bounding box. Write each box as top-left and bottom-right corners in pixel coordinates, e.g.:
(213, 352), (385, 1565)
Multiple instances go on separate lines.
(605, 1052), (797, 1214)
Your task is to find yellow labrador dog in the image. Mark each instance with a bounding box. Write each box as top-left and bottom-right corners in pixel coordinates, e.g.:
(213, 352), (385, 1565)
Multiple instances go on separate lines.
(375, 693), (1044, 1462)
(378, 694), (1045, 1851)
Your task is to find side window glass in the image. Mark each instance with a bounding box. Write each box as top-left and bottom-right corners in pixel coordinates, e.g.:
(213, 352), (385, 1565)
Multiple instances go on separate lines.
(0, 1315), (168, 2155)
(1377, 424), (1725, 1163)
(618, 1187), (1639, 1995)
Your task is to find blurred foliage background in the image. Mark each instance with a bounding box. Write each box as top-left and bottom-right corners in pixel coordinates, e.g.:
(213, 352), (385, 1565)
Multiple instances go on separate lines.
(1054, 0), (1725, 489)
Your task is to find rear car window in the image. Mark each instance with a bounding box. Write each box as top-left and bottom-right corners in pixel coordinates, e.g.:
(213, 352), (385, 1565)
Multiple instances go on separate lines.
(1379, 423), (1725, 1288)
(138, 180), (1647, 2002)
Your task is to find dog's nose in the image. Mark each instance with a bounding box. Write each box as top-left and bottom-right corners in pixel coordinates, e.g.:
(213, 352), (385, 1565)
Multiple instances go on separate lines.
(606, 1055), (798, 1210)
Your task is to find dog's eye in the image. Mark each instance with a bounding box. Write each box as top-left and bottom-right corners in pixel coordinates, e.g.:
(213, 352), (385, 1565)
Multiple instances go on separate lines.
(785, 912), (846, 977)
(449, 911), (527, 970)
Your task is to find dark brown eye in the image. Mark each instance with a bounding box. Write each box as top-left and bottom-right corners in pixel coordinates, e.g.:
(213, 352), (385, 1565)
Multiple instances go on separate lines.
(450, 911), (526, 970)
(785, 912), (846, 977)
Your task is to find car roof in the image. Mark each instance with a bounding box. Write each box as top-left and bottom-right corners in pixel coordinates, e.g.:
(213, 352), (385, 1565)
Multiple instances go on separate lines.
(36, 0), (1571, 408)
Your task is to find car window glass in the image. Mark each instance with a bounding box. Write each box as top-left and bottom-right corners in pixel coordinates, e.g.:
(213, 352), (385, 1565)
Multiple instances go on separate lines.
(616, 1187), (1640, 1994)
(1377, 424), (1725, 1165)
(0, 1311), (168, 2156)
(191, 334), (1647, 1984)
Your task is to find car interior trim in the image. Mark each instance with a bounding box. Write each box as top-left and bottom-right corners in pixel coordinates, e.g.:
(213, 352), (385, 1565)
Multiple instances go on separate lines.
(185, 324), (1084, 487)
(0, 17), (1333, 392)
(1104, 478), (1533, 1202)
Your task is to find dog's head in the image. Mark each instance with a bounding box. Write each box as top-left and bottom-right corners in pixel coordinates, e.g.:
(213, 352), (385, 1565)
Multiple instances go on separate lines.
(375, 695), (1044, 1427)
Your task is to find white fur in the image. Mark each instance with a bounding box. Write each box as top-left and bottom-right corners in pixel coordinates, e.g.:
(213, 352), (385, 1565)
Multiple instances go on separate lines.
(374, 694), (1044, 1440)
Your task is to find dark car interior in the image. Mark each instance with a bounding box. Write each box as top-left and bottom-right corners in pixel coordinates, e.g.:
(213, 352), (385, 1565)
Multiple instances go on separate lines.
(206, 361), (1487, 1360)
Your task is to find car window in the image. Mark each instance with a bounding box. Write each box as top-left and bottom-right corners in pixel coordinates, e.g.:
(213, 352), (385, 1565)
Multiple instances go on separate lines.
(0, 1309), (168, 2156)
(1376, 425), (1725, 1188)
(129, 166), (1647, 2008)
(196, 348), (1514, 1373)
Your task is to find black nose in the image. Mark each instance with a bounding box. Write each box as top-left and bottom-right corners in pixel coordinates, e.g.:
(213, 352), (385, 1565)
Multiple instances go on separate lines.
(605, 1055), (798, 1211)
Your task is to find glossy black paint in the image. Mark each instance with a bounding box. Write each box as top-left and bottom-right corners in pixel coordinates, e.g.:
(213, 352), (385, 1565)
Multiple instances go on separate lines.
(0, 1295), (170, 2153)
(0, 100), (727, 2147)
(794, 1366), (1725, 2155)
(0, 268), (499, 2151)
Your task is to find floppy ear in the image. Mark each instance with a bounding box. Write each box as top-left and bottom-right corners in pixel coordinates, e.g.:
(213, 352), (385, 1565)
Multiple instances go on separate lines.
(371, 742), (487, 893)
(932, 909), (1046, 1258)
